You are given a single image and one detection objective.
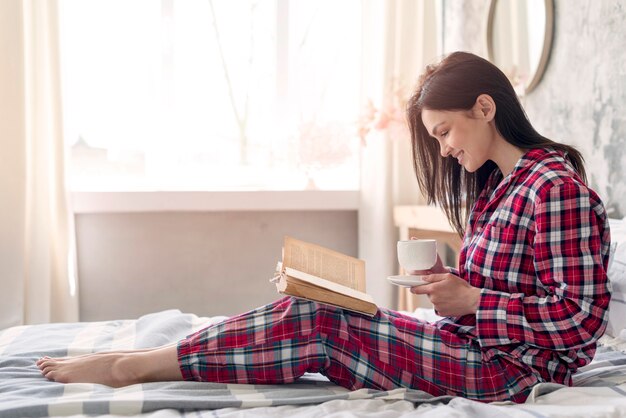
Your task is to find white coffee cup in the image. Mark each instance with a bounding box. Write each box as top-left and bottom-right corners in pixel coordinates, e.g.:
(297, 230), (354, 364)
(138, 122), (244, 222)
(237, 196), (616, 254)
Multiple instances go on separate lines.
(397, 239), (437, 272)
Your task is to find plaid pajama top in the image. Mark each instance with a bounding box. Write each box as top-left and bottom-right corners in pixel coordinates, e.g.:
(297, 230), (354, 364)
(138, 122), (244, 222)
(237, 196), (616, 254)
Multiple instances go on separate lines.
(440, 147), (611, 385)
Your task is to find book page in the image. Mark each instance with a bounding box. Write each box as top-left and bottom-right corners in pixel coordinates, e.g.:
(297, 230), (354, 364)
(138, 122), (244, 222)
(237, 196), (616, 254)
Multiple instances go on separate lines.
(284, 267), (374, 303)
(277, 275), (376, 317)
(282, 236), (366, 292)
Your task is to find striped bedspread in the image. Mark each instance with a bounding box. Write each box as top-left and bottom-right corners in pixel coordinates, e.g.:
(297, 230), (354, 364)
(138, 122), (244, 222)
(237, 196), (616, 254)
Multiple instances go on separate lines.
(2, 309), (626, 417)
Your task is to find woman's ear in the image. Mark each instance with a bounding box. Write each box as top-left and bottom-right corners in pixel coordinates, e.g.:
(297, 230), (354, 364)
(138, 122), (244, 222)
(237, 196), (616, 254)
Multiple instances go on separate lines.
(473, 94), (496, 122)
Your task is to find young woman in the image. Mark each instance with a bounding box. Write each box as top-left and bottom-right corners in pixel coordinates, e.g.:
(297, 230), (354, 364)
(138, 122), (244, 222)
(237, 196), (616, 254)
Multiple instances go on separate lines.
(36, 52), (611, 403)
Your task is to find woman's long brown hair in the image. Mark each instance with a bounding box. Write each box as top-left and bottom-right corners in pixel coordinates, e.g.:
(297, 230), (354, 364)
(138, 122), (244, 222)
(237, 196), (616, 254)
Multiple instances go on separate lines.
(406, 52), (586, 238)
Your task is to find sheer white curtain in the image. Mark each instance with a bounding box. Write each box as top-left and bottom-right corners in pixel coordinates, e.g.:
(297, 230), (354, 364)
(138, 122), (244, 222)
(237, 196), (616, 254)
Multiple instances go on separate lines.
(359, 0), (439, 310)
(0, 0), (78, 328)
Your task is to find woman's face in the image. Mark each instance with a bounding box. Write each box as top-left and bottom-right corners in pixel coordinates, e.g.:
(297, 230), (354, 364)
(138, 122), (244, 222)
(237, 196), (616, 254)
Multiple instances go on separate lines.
(421, 107), (495, 173)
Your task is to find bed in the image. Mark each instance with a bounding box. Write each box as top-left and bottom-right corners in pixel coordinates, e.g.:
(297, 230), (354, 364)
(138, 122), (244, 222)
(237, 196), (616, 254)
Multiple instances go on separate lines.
(2, 218), (626, 418)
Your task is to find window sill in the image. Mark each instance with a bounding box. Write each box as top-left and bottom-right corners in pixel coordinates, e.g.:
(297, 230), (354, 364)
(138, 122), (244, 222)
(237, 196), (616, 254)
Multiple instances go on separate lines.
(71, 191), (360, 214)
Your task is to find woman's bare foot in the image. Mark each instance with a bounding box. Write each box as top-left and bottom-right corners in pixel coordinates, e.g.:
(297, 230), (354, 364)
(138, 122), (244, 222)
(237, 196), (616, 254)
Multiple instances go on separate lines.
(41, 343), (177, 361)
(36, 345), (183, 387)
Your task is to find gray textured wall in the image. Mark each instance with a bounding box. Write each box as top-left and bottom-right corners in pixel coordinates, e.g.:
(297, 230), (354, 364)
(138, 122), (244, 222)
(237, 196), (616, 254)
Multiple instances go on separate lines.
(443, 0), (626, 217)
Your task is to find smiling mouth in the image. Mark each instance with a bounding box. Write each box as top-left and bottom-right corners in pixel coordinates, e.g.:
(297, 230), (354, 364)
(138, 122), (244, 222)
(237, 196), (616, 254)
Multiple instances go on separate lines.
(453, 151), (464, 164)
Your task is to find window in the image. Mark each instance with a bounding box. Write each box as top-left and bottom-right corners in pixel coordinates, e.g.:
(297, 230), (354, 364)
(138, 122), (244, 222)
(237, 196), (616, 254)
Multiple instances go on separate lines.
(59, 0), (363, 192)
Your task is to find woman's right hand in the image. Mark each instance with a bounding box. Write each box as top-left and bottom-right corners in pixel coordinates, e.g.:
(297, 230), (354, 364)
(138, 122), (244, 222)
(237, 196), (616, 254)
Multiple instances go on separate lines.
(406, 254), (449, 276)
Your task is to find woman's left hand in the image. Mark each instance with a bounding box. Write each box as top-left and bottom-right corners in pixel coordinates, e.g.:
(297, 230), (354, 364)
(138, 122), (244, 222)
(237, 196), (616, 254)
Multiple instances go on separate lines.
(410, 273), (481, 317)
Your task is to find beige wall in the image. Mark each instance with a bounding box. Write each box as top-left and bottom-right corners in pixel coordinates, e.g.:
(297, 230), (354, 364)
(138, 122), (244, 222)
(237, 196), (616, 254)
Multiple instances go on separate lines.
(76, 211), (358, 321)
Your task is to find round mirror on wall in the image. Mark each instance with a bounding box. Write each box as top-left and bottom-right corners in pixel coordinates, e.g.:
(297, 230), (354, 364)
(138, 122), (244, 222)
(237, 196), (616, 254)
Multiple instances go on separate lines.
(486, 0), (554, 96)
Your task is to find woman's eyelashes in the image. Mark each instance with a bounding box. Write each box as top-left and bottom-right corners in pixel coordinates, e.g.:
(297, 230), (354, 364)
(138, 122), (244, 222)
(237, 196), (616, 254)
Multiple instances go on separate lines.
(430, 130), (448, 142)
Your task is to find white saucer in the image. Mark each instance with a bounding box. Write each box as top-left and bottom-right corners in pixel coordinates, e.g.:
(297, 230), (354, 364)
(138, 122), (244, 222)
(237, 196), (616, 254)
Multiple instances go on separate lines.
(386, 275), (428, 287)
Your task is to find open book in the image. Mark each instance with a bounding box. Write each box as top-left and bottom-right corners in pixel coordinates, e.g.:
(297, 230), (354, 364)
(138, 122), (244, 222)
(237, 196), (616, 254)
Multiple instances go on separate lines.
(270, 236), (377, 317)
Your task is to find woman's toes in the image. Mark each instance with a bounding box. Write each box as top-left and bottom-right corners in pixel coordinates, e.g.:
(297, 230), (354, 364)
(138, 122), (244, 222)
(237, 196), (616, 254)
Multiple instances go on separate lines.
(38, 359), (51, 370)
(41, 363), (57, 376)
(37, 357), (58, 368)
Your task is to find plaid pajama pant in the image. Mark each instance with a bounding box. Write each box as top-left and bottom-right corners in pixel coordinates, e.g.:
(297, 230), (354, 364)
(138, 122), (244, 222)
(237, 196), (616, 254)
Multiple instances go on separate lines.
(177, 297), (541, 403)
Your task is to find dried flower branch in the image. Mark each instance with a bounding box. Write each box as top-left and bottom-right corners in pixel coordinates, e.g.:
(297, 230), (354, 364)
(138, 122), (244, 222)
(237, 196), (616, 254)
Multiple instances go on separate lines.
(358, 80), (411, 146)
